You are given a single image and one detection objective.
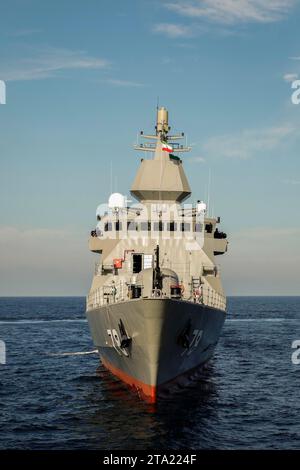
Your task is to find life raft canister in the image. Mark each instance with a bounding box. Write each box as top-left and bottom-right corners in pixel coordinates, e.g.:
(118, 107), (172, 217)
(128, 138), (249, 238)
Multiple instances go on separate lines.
(113, 258), (123, 269)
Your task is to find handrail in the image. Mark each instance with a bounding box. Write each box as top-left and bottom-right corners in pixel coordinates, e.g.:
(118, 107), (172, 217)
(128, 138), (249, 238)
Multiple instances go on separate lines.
(86, 281), (226, 312)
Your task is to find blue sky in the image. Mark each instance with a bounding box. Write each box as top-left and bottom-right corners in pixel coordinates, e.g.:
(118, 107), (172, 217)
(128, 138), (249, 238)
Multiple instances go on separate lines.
(0, 0), (300, 295)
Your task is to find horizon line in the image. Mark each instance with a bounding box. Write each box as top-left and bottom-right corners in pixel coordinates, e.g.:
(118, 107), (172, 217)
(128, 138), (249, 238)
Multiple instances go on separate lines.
(0, 295), (299, 298)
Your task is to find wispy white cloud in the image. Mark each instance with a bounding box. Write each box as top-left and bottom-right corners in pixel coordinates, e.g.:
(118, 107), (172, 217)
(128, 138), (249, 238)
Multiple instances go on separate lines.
(165, 0), (296, 25)
(8, 28), (42, 37)
(283, 178), (300, 185)
(105, 78), (145, 87)
(152, 22), (192, 38)
(283, 56), (300, 83)
(0, 46), (110, 81)
(188, 156), (206, 163)
(202, 124), (295, 159)
(283, 73), (298, 82)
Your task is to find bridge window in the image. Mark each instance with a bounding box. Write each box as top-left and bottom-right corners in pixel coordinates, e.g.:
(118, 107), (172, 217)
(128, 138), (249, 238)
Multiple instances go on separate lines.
(180, 223), (191, 232)
(140, 221), (151, 231)
(167, 222), (177, 231)
(195, 223), (203, 232)
(153, 221), (164, 231)
(128, 221), (138, 231)
(104, 222), (112, 232)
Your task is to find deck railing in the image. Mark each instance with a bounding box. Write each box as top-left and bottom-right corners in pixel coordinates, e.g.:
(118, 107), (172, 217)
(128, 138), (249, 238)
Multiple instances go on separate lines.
(86, 281), (226, 312)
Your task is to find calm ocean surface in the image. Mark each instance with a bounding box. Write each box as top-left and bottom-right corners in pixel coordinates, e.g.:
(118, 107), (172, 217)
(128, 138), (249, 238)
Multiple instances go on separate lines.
(0, 296), (299, 450)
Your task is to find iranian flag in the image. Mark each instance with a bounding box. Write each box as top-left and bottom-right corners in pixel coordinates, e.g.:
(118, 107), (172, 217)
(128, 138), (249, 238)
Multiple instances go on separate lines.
(162, 141), (173, 153)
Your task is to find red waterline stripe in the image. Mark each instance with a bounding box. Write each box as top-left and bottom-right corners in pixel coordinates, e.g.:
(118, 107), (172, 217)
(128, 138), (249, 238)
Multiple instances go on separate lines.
(101, 356), (157, 403)
(101, 356), (208, 403)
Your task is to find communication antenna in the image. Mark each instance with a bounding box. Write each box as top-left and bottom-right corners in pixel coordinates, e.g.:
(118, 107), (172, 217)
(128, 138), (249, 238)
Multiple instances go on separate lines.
(110, 160), (113, 195)
(207, 168), (211, 217)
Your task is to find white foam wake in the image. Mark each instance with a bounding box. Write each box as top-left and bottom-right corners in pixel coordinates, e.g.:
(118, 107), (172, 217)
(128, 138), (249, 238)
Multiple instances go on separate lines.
(46, 350), (98, 357)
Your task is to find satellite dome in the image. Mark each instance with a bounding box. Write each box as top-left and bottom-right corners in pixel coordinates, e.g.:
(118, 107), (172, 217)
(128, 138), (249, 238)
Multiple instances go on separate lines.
(108, 193), (126, 210)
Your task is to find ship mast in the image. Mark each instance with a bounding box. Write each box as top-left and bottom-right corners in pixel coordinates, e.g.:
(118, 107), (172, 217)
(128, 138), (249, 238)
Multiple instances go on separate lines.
(131, 107), (192, 203)
(134, 106), (191, 153)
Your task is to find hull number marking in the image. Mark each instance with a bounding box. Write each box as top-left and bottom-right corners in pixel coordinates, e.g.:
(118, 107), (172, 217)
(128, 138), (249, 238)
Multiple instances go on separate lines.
(182, 329), (203, 356)
(107, 329), (129, 357)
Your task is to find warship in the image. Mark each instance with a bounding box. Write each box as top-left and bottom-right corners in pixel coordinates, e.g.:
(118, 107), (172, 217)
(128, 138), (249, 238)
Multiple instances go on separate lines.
(86, 107), (228, 402)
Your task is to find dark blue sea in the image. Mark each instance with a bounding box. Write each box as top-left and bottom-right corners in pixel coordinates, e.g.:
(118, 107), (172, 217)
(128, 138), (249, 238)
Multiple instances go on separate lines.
(0, 297), (299, 450)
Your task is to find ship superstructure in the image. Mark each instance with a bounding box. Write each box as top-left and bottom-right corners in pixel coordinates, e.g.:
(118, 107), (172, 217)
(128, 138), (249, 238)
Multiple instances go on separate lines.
(86, 107), (228, 402)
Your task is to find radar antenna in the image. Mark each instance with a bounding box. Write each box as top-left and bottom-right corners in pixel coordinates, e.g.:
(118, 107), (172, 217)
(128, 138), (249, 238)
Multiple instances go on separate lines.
(134, 107), (191, 153)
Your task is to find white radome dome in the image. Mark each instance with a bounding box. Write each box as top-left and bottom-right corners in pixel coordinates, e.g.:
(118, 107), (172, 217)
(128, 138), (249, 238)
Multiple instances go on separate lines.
(108, 192), (126, 210)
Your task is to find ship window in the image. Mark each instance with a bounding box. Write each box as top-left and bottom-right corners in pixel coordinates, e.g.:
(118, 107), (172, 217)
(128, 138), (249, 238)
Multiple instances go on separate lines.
(195, 223), (203, 232)
(115, 221), (122, 231)
(180, 223), (191, 232)
(140, 221), (151, 231)
(153, 221), (164, 231)
(104, 222), (112, 232)
(127, 221), (138, 231)
(132, 254), (143, 274)
(167, 222), (177, 231)
(205, 224), (213, 234)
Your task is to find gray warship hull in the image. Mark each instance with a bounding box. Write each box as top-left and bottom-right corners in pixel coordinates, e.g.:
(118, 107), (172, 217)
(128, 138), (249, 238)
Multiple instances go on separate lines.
(86, 106), (229, 402)
(87, 298), (225, 402)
